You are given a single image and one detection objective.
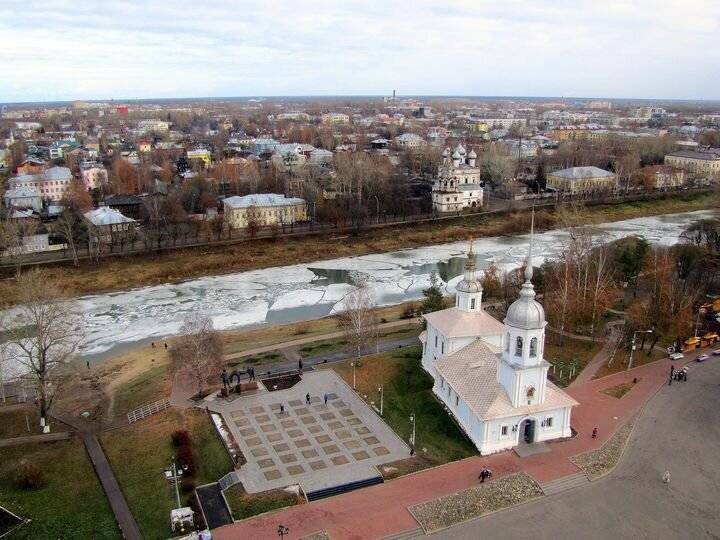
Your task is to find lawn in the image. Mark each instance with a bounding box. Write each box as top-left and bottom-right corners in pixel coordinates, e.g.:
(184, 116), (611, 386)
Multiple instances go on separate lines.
(112, 363), (171, 417)
(325, 346), (476, 467)
(0, 407), (41, 438)
(0, 439), (119, 539)
(544, 333), (604, 385)
(224, 484), (303, 521)
(298, 338), (348, 358)
(228, 352), (284, 368)
(100, 408), (233, 539)
(601, 379), (639, 399)
(593, 347), (666, 379)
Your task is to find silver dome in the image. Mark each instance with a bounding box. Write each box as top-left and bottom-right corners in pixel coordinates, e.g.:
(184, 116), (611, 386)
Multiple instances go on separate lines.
(504, 283), (545, 330)
(456, 278), (482, 293)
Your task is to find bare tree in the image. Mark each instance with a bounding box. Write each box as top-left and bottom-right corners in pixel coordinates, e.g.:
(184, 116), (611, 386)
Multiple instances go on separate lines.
(169, 314), (224, 395)
(52, 211), (83, 266)
(4, 270), (83, 430)
(336, 279), (378, 362)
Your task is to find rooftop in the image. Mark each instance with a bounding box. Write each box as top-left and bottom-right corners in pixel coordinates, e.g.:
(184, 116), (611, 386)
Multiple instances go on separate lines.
(223, 193), (306, 209)
(549, 166), (615, 179)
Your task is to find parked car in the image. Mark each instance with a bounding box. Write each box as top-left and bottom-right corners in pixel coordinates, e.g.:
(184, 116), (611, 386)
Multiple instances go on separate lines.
(670, 352), (684, 361)
(697, 354), (709, 362)
(713, 349), (720, 356)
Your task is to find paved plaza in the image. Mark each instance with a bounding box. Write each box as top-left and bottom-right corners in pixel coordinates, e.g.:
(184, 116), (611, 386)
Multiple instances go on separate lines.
(207, 370), (410, 494)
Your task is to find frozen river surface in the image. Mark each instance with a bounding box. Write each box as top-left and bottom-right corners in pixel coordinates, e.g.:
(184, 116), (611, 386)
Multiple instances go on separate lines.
(7, 210), (716, 361)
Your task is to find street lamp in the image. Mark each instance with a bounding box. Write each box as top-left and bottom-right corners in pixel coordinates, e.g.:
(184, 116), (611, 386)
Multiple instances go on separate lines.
(165, 458), (184, 510)
(627, 329), (653, 371)
(350, 361), (357, 389)
(695, 307), (706, 338)
(378, 384), (384, 416)
(277, 524), (289, 539)
(409, 413), (416, 453)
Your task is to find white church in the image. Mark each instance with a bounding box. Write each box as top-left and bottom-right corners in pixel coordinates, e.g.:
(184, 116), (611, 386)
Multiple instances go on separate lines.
(431, 144), (484, 213)
(419, 234), (576, 455)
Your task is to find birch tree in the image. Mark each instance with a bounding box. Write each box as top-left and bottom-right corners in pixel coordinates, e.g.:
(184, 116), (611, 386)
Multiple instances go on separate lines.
(337, 279), (378, 363)
(4, 270), (83, 430)
(169, 314), (224, 394)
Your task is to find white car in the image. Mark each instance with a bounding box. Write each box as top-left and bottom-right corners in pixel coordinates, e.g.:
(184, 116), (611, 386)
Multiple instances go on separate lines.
(713, 349), (720, 356)
(697, 354), (709, 362)
(670, 352), (684, 361)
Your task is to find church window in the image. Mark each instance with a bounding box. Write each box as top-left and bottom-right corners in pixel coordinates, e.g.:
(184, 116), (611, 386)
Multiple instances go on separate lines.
(455, 395), (459, 407)
(546, 417), (553, 428)
(435, 335), (438, 347)
(529, 337), (538, 357)
(505, 333), (510, 352)
(470, 298), (476, 310)
(515, 336), (523, 356)
(441, 341), (444, 354)
(501, 425), (508, 437)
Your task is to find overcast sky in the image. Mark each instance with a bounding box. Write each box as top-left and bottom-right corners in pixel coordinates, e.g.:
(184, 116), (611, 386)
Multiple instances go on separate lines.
(1, 0), (718, 103)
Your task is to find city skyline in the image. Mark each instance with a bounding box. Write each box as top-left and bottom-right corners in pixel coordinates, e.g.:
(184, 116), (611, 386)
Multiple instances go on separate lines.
(1, 0), (719, 103)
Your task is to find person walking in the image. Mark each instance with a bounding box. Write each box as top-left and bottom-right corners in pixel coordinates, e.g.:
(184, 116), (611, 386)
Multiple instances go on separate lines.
(280, 404), (285, 414)
(323, 393), (328, 405)
(669, 364), (674, 386)
(592, 426), (598, 439)
(662, 470), (671, 484)
(306, 392), (311, 405)
(298, 359), (303, 372)
(478, 467), (488, 483)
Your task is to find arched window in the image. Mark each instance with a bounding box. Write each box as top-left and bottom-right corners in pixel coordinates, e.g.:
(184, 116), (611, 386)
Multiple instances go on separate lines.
(470, 298), (476, 310)
(515, 336), (523, 357)
(529, 337), (538, 357)
(505, 333), (510, 352)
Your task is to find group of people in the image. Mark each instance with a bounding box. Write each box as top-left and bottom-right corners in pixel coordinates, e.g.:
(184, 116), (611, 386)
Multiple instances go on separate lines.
(669, 365), (688, 384)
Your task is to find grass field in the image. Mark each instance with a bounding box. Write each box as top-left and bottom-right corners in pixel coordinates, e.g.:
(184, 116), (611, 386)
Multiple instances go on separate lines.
(112, 363), (172, 417)
(100, 408), (232, 539)
(224, 484), (303, 521)
(2, 191), (716, 305)
(0, 407), (41, 438)
(544, 332), (604, 385)
(325, 346), (476, 466)
(601, 379), (639, 399)
(0, 439), (119, 539)
(593, 347), (666, 379)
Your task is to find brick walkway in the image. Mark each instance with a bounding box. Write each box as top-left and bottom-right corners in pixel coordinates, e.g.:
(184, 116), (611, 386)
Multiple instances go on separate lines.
(213, 348), (698, 540)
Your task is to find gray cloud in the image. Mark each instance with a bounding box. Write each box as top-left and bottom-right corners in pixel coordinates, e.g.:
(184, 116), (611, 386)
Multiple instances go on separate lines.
(0, 0), (718, 102)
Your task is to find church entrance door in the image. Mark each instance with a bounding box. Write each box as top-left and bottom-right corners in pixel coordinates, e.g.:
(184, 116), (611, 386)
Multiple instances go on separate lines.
(520, 419), (536, 444)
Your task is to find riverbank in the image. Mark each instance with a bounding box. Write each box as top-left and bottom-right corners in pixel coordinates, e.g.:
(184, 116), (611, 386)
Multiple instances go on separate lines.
(1, 191), (718, 305)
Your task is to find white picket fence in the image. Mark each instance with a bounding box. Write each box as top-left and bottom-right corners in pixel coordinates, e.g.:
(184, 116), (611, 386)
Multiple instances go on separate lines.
(126, 398), (170, 424)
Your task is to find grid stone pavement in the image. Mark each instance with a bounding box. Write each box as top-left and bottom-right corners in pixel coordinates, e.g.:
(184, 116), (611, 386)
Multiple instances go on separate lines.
(206, 370), (410, 494)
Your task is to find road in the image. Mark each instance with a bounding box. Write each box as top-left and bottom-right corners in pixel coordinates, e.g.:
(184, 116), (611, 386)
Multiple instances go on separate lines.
(432, 358), (720, 539)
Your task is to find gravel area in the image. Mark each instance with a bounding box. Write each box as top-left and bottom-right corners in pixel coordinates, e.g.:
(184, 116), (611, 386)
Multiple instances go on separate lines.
(301, 532), (330, 540)
(409, 472), (543, 533)
(570, 417), (636, 480)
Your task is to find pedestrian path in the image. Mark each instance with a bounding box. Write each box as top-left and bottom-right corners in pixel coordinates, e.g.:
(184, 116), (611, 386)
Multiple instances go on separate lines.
(570, 320), (625, 387)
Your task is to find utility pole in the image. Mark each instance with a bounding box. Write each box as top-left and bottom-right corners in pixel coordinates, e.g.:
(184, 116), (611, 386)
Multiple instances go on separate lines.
(165, 458), (183, 509)
(378, 385), (384, 416)
(627, 329), (653, 371)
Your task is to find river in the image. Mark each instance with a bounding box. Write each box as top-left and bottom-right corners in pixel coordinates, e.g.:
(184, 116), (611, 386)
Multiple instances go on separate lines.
(4, 209), (716, 364)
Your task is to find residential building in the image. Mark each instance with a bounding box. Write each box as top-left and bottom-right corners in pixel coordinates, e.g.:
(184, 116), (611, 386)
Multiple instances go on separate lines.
(104, 194), (144, 220)
(0, 149), (9, 170)
(186, 148), (212, 169)
(664, 150), (720, 178)
(8, 166), (73, 202)
(419, 240), (576, 455)
(320, 113), (350, 124)
(49, 139), (80, 160)
(138, 119), (170, 133)
(84, 207), (137, 246)
(17, 157), (48, 174)
(80, 161), (109, 190)
(223, 194), (308, 229)
(432, 144), (483, 212)
(394, 132), (426, 149)
(546, 166), (618, 194)
(4, 185), (42, 212)
(309, 148), (334, 165)
(251, 138), (280, 156)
